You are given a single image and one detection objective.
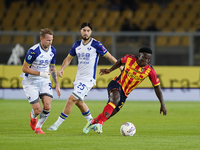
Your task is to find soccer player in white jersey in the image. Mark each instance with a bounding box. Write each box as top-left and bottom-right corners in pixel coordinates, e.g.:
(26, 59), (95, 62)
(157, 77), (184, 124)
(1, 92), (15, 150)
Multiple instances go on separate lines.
(21, 28), (61, 134)
(47, 22), (123, 131)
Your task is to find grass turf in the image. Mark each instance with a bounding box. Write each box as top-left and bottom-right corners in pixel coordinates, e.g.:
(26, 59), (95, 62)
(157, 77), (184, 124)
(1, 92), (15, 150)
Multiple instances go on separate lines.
(0, 100), (200, 150)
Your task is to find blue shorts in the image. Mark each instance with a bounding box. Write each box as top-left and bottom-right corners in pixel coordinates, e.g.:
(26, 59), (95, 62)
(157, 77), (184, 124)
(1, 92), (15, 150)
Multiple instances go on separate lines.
(107, 80), (127, 112)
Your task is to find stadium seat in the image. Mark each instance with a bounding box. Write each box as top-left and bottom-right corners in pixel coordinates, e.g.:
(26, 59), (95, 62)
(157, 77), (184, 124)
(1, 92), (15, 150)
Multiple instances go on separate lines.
(167, 18), (181, 30)
(13, 35), (25, 44)
(181, 36), (189, 46)
(156, 36), (168, 46)
(165, 1), (177, 11)
(104, 36), (112, 46)
(46, 1), (61, 11)
(1, 10), (17, 30)
(66, 11), (81, 29)
(39, 11), (56, 29)
(138, 3), (150, 10)
(72, 1), (86, 10)
(0, 35), (12, 44)
(91, 18), (103, 29)
(158, 10), (172, 21)
(86, 1), (99, 11)
(103, 11), (120, 29)
(93, 36), (103, 42)
(9, 1), (23, 11)
(53, 36), (64, 45)
(25, 36), (34, 45)
(95, 26), (107, 32)
(134, 10), (147, 20)
(149, 2), (161, 12)
(176, 4), (190, 12)
(156, 19), (167, 30)
(168, 36), (181, 46)
(95, 9), (108, 21)
(14, 17), (27, 31)
(120, 9), (133, 21)
(27, 9), (43, 31)
(64, 36), (73, 45)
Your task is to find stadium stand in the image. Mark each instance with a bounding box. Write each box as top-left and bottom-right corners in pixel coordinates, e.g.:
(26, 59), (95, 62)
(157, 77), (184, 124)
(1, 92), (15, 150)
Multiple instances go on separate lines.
(0, 0), (200, 47)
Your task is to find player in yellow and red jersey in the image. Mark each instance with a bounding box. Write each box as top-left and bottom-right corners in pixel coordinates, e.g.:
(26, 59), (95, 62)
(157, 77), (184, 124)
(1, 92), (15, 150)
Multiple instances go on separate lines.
(83, 47), (167, 134)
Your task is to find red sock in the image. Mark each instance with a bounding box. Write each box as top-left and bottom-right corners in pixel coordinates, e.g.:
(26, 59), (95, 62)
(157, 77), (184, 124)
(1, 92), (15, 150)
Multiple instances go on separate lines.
(91, 113), (102, 124)
(98, 102), (116, 124)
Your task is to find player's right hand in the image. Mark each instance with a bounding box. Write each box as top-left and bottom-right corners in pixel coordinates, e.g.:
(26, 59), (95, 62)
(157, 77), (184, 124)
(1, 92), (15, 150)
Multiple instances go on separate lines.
(99, 69), (111, 76)
(39, 71), (50, 78)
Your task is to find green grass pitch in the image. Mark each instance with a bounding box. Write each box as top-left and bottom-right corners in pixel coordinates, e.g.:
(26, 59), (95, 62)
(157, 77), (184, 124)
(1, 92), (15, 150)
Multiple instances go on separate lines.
(0, 100), (200, 150)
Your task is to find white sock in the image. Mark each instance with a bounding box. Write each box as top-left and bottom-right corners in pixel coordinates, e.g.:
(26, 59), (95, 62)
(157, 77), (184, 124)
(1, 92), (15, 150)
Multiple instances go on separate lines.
(31, 109), (38, 119)
(54, 112), (68, 127)
(82, 110), (93, 122)
(35, 109), (50, 128)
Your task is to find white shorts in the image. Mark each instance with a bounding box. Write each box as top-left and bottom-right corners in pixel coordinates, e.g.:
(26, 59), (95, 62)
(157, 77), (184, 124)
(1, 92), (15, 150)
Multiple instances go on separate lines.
(22, 78), (53, 104)
(72, 81), (94, 101)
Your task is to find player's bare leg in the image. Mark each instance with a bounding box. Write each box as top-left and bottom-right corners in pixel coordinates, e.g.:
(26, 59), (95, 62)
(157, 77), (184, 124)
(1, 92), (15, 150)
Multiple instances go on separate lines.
(35, 95), (51, 134)
(47, 94), (78, 131)
(30, 102), (41, 130)
(76, 99), (93, 122)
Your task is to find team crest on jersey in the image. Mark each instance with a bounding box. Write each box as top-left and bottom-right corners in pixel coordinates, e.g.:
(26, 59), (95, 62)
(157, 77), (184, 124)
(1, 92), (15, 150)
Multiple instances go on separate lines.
(141, 68), (145, 72)
(27, 55), (32, 60)
(87, 47), (91, 51)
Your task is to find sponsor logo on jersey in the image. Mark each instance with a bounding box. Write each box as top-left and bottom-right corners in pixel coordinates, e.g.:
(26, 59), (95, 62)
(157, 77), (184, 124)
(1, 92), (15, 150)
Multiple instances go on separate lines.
(31, 52), (35, 54)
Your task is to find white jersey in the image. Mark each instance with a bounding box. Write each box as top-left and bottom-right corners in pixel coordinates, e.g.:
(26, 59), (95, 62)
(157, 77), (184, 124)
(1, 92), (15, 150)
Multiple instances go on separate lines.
(21, 43), (56, 80)
(69, 38), (108, 85)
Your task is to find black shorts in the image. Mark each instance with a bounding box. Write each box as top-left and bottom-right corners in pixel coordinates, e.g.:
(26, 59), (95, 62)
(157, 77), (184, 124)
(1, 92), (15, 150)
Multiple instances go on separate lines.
(107, 80), (127, 112)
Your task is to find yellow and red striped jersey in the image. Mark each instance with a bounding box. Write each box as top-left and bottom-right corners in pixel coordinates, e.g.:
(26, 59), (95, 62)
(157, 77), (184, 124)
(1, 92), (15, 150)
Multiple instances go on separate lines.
(114, 54), (160, 97)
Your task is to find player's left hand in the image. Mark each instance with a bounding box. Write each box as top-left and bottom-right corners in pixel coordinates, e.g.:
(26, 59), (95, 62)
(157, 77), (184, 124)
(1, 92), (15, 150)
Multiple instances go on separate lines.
(56, 84), (61, 98)
(160, 104), (167, 115)
(58, 69), (64, 77)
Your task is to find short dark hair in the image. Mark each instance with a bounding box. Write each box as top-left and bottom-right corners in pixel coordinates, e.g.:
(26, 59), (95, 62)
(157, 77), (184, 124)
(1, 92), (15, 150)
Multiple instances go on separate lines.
(80, 22), (93, 30)
(139, 47), (152, 54)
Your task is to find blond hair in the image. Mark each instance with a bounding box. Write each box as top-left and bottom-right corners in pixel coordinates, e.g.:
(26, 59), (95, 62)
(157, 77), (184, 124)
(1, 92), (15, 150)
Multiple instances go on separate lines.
(40, 28), (53, 38)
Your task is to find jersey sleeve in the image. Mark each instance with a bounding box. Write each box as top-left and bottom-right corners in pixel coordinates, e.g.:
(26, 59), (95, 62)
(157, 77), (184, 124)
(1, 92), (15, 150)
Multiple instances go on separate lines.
(24, 49), (38, 65)
(69, 43), (76, 57)
(148, 69), (160, 86)
(121, 54), (130, 64)
(50, 46), (56, 65)
(92, 41), (108, 56)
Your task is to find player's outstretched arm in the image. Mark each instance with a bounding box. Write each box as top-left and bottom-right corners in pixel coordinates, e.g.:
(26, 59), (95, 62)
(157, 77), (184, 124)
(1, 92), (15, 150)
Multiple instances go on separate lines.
(99, 59), (123, 76)
(153, 85), (167, 115)
(58, 55), (73, 77)
(104, 52), (124, 71)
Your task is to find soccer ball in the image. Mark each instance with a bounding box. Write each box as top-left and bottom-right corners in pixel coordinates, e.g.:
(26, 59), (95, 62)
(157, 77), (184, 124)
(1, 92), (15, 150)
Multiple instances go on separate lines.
(120, 122), (136, 136)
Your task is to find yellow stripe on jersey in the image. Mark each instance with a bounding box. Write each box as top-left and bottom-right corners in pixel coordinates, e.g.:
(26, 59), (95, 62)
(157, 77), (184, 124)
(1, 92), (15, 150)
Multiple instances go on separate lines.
(68, 54), (74, 58)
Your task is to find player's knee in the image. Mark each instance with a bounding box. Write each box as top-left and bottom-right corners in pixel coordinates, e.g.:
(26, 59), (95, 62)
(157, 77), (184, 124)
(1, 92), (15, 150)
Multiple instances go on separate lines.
(109, 90), (120, 106)
(75, 100), (83, 106)
(68, 95), (79, 104)
(34, 108), (42, 115)
(43, 106), (51, 111)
